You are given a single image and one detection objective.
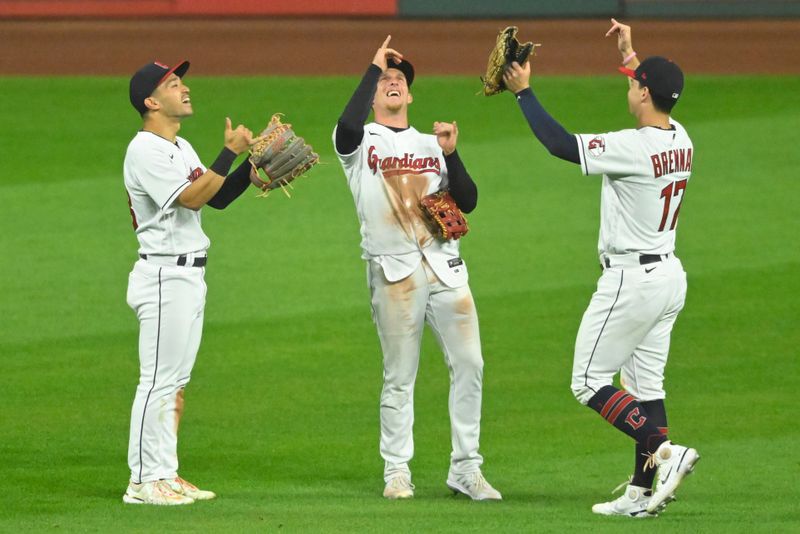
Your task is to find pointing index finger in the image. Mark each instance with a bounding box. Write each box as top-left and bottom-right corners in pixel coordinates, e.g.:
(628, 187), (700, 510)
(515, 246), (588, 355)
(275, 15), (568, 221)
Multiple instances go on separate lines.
(381, 35), (391, 48)
(606, 18), (622, 36)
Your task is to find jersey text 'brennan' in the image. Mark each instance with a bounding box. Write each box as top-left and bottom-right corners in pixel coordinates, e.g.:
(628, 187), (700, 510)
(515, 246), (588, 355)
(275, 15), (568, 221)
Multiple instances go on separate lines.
(651, 147), (692, 178)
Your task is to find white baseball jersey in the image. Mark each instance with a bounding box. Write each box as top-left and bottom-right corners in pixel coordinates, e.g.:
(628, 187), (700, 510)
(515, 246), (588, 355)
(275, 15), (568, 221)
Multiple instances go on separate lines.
(575, 119), (693, 256)
(333, 123), (467, 288)
(123, 130), (209, 484)
(124, 131), (209, 255)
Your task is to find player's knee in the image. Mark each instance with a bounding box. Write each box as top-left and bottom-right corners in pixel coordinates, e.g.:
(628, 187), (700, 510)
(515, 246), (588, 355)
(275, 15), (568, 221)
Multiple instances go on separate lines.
(570, 384), (595, 405)
(381, 384), (413, 409)
(457, 352), (484, 375)
(621, 373), (664, 401)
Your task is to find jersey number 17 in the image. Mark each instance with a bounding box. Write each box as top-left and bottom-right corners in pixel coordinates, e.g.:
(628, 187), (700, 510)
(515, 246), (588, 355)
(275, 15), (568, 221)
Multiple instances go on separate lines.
(659, 179), (687, 232)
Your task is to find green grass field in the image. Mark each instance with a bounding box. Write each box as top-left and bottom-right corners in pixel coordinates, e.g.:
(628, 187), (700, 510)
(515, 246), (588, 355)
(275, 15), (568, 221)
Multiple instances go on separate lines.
(1, 74), (798, 532)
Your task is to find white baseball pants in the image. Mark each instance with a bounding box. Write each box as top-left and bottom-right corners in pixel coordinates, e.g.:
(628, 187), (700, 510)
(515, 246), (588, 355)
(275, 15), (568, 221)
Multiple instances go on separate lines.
(368, 259), (485, 481)
(126, 258), (206, 483)
(571, 254), (687, 405)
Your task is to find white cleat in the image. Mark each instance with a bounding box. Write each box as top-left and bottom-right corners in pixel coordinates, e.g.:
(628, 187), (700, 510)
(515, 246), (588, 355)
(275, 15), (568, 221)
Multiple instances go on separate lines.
(383, 473), (415, 499)
(165, 476), (217, 501)
(592, 484), (659, 518)
(646, 441), (700, 513)
(446, 471), (502, 501)
(122, 480), (194, 505)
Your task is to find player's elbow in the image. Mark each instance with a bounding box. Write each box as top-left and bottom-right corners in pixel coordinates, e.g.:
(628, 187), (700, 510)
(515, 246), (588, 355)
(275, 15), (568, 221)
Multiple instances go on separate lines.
(460, 197), (477, 214)
(177, 193), (204, 211)
(544, 136), (581, 164)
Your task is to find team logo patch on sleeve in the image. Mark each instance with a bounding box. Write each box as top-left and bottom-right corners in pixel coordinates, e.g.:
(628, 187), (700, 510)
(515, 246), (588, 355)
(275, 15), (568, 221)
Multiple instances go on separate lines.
(187, 167), (203, 182)
(588, 136), (606, 157)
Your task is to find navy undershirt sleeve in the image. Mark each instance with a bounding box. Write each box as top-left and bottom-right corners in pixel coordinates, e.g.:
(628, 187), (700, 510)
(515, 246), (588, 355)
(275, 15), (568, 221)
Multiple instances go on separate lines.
(336, 64), (382, 154)
(514, 87), (580, 164)
(444, 150), (478, 213)
(206, 159), (252, 209)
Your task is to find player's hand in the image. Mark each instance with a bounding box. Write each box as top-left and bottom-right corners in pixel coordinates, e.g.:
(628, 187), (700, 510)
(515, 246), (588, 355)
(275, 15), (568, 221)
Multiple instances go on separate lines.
(433, 121), (458, 155)
(372, 35), (404, 71)
(606, 18), (634, 57)
(224, 117), (260, 155)
(503, 61), (531, 94)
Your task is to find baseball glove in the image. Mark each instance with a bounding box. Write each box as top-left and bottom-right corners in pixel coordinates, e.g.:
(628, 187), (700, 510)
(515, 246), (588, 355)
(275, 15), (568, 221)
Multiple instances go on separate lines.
(419, 191), (469, 240)
(249, 113), (320, 197)
(481, 26), (540, 96)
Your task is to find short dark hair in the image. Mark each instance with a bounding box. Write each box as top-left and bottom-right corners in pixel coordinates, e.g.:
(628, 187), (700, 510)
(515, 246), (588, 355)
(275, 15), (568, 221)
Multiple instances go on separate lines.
(650, 91), (677, 114)
(621, 56), (683, 114)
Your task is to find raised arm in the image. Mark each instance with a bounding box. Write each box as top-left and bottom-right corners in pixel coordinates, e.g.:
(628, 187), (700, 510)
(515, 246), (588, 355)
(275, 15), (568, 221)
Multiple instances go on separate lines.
(606, 18), (640, 71)
(178, 118), (261, 210)
(433, 121), (478, 212)
(336, 35), (404, 154)
(503, 61), (580, 164)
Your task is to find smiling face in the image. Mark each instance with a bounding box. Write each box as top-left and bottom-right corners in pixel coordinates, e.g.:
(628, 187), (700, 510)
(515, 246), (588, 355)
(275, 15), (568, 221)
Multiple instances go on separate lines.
(145, 73), (193, 118)
(372, 68), (412, 115)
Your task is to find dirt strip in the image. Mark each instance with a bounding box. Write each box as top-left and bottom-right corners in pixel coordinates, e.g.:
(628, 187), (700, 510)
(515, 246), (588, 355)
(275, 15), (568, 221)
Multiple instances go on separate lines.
(2, 18), (798, 75)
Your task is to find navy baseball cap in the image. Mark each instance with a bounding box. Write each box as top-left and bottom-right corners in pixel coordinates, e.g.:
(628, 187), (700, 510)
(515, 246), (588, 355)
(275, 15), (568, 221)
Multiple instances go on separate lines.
(385, 58), (415, 87)
(619, 56), (684, 102)
(129, 60), (190, 115)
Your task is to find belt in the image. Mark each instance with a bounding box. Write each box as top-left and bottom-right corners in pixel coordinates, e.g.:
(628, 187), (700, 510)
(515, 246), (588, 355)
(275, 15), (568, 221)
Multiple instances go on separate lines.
(139, 253), (207, 267)
(602, 253), (670, 269)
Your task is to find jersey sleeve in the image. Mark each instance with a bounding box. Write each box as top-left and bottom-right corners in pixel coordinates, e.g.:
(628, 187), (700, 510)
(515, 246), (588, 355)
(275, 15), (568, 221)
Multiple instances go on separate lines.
(332, 123), (364, 172)
(129, 141), (192, 209)
(576, 129), (648, 178)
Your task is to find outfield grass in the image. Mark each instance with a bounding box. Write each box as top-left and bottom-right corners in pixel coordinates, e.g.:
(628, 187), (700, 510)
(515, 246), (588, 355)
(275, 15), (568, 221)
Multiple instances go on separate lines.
(1, 75), (798, 532)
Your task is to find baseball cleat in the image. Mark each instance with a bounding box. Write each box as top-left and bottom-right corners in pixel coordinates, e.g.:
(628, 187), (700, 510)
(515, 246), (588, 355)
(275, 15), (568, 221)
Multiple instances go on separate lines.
(165, 476), (217, 501)
(646, 441), (700, 513)
(383, 473), (415, 499)
(592, 484), (659, 517)
(446, 471), (502, 501)
(122, 480), (195, 505)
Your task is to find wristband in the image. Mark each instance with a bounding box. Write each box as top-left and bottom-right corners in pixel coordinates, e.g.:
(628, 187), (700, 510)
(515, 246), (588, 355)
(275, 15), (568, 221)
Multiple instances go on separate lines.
(622, 51), (637, 66)
(209, 147), (237, 177)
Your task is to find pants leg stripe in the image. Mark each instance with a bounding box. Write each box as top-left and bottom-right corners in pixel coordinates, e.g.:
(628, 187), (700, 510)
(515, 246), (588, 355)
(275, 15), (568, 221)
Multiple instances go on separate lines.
(136, 267), (163, 484)
(582, 271), (625, 393)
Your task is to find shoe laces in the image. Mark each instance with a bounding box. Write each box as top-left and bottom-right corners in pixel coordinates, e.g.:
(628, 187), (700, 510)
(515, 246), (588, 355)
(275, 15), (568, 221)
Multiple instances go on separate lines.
(611, 476), (633, 494)
(175, 476), (198, 491)
(388, 476), (414, 490)
(464, 471), (491, 491)
(154, 480), (180, 497)
(643, 451), (658, 472)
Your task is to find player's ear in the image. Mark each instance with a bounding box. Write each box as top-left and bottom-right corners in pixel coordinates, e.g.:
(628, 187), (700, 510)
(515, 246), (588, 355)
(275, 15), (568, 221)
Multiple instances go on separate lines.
(144, 96), (160, 112)
(407, 92), (413, 105)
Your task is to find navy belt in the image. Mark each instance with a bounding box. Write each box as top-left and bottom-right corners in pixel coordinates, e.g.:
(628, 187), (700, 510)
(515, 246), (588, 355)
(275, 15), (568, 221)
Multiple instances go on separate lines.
(139, 253), (207, 267)
(602, 253), (669, 269)
(639, 254), (665, 265)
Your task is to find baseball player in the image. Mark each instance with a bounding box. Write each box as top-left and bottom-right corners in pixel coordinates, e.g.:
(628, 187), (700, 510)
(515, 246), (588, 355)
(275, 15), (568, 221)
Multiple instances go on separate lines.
(502, 19), (699, 516)
(332, 36), (501, 501)
(123, 60), (262, 505)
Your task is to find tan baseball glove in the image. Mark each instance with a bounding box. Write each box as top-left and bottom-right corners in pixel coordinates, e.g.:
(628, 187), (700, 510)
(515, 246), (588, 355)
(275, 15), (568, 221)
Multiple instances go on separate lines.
(481, 26), (540, 96)
(248, 113), (320, 197)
